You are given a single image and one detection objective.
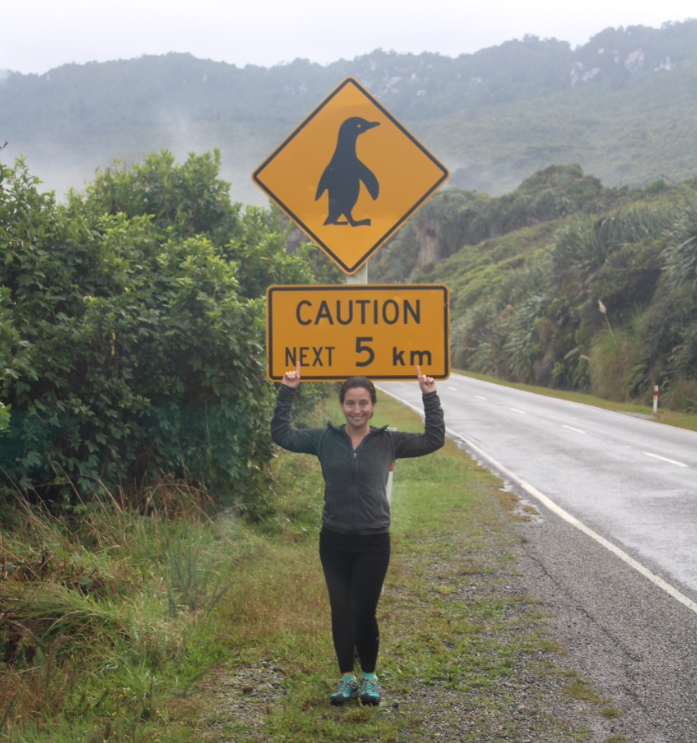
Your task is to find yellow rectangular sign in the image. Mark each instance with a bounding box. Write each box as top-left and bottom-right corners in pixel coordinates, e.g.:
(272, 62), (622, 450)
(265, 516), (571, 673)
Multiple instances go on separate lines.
(266, 284), (450, 381)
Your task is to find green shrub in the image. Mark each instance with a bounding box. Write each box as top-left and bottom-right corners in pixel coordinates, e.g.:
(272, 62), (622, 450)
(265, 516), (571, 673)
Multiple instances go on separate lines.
(0, 402), (8, 433)
(0, 153), (313, 510)
(662, 378), (697, 412)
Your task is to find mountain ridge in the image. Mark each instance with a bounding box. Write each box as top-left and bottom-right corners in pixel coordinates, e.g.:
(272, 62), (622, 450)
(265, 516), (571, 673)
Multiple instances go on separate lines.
(1, 19), (696, 202)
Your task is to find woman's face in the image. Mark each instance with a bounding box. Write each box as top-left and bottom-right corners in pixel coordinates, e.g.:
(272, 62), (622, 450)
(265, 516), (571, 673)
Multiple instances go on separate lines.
(341, 387), (375, 432)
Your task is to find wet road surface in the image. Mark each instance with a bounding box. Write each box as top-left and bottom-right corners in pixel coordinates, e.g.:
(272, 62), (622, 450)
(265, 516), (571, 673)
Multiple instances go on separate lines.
(380, 374), (697, 741)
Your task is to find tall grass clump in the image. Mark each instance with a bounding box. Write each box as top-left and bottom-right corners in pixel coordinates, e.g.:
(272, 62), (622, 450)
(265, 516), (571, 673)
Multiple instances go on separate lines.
(588, 324), (646, 402)
(0, 480), (249, 740)
(663, 203), (697, 290)
(661, 379), (697, 412)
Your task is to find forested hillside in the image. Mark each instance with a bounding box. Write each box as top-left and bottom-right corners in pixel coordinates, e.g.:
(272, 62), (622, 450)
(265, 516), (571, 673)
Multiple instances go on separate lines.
(1, 20), (697, 202)
(374, 164), (697, 410)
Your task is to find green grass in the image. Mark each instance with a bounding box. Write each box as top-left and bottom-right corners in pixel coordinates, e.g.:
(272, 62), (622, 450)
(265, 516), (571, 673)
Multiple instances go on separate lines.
(0, 486), (258, 742)
(155, 392), (617, 742)
(563, 676), (606, 705)
(0, 391), (619, 741)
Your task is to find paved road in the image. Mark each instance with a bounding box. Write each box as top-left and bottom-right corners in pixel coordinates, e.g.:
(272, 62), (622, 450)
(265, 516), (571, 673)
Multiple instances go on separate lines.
(380, 374), (697, 742)
(382, 373), (697, 599)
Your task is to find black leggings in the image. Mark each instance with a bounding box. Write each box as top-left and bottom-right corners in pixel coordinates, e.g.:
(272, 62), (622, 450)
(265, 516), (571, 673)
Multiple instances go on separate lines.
(319, 544), (390, 674)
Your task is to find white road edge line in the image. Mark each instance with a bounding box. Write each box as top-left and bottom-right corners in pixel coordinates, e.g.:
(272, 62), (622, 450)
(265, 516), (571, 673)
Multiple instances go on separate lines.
(644, 452), (689, 468)
(562, 425), (586, 434)
(377, 386), (697, 618)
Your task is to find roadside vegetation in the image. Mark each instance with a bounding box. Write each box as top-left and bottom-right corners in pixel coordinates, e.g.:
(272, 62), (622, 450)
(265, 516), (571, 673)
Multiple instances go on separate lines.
(1, 391), (624, 742)
(3, 148), (696, 740)
(0, 150), (328, 506)
(374, 165), (697, 414)
(0, 149), (331, 739)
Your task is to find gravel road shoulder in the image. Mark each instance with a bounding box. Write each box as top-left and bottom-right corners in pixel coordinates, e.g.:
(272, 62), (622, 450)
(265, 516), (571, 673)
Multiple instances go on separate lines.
(515, 502), (697, 743)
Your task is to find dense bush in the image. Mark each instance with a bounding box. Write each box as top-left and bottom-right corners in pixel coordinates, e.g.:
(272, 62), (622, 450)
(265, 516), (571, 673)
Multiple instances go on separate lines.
(0, 152), (313, 509)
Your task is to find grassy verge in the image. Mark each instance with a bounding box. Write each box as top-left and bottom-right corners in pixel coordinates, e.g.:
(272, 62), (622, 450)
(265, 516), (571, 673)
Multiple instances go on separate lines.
(0, 487), (241, 741)
(159, 392), (613, 742)
(1, 391), (615, 741)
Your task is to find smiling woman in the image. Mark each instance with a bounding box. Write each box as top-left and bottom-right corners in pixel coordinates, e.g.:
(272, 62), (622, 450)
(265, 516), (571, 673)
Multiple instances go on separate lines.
(270, 363), (445, 706)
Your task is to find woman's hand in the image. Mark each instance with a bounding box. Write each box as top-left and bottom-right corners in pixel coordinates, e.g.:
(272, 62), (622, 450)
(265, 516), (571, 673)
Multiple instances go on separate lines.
(416, 365), (436, 394)
(282, 362), (302, 389)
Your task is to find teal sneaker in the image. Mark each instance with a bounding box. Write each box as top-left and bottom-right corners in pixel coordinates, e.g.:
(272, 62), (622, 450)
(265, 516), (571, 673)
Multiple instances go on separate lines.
(360, 675), (380, 706)
(330, 675), (359, 706)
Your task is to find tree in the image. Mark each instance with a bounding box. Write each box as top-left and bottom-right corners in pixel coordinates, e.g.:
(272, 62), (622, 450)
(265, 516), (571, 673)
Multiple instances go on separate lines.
(0, 153), (315, 510)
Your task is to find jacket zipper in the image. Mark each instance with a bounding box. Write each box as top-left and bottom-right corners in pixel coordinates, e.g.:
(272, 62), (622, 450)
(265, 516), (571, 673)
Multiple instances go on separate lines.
(352, 449), (358, 531)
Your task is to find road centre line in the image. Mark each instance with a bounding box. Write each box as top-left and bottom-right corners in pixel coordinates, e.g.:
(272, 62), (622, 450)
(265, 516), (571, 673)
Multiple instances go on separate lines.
(644, 452), (689, 468)
(447, 386), (458, 391)
(474, 395), (487, 400)
(377, 386), (697, 619)
(510, 407), (527, 415)
(562, 425), (586, 434)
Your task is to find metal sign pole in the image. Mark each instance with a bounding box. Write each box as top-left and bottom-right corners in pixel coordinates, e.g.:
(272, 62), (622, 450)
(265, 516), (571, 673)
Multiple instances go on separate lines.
(346, 263), (368, 285)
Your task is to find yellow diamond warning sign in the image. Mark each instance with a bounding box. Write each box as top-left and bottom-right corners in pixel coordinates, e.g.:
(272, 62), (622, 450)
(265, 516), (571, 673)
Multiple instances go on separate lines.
(266, 284), (450, 381)
(253, 78), (449, 275)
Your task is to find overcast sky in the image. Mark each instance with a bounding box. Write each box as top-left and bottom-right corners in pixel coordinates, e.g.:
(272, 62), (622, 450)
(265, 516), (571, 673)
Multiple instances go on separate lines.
(2, 0), (696, 75)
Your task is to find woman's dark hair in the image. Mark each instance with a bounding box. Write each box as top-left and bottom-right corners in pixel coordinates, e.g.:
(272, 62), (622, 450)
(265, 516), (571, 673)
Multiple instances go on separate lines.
(339, 376), (377, 404)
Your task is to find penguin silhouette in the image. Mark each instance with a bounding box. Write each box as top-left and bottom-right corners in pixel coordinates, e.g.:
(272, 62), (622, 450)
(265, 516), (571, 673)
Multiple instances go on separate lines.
(316, 116), (380, 226)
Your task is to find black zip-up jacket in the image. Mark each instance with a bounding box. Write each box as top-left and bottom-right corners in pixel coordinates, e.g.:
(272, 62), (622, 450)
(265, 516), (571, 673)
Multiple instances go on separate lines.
(270, 384), (445, 534)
